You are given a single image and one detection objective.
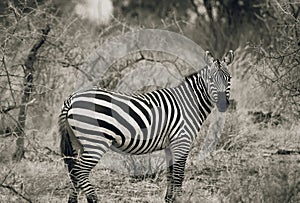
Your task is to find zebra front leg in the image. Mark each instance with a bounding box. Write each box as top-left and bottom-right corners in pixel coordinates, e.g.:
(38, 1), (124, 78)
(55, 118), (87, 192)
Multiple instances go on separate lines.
(169, 141), (191, 202)
(172, 151), (189, 198)
(165, 147), (174, 202)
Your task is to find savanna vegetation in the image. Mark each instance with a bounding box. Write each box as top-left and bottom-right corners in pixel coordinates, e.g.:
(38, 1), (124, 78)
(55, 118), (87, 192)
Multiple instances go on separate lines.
(0, 0), (299, 202)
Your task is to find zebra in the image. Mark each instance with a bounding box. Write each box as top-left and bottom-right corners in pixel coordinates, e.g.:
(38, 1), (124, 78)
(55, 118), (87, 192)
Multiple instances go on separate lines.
(59, 50), (234, 203)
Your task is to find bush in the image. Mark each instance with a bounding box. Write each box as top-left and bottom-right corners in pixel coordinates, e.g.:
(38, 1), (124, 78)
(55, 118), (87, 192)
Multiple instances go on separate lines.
(250, 1), (300, 118)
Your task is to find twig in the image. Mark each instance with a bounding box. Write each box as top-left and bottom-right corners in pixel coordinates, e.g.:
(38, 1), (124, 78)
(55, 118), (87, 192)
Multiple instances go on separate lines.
(0, 161), (32, 202)
(8, 1), (21, 22)
(272, 149), (300, 155)
(1, 56), (16, 105)
(0, 184), (32, 203)
(36, 56), (93, 81)
(264, 48), (300, 60)
(59, 60), (93, 81)
(0, 74), (24, 78)
(0, 99), (36, 114)
(173, 12), (184, 34)
(0, 105), (18, 114)
(44, 146), (61, 156)
(0, 169), (13, 186)
(274, 0), (299, 22)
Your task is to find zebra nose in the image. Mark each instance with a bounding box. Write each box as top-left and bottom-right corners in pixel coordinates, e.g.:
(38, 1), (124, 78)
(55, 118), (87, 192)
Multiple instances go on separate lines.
(216, 92), (229, 112)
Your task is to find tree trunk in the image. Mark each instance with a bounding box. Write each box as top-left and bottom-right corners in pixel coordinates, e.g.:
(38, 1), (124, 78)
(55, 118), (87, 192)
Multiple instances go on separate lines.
(13, 25), (50, 161)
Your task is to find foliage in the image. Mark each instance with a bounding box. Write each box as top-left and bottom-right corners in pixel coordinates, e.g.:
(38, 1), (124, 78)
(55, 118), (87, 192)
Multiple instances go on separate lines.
(251, 0), (300, 118)
(0, 0), (91, 153)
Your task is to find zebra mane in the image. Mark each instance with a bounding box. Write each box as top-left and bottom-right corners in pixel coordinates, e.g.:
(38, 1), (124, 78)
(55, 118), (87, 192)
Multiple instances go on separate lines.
(184, 66), (208, 82)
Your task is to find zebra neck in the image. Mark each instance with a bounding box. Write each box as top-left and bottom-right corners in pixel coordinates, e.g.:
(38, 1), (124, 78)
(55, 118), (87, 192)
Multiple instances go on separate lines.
(181, 78), (214, 130)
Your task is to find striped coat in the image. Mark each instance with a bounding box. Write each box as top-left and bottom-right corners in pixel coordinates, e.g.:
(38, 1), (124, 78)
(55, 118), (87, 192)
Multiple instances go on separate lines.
(59, 50), (233, 203)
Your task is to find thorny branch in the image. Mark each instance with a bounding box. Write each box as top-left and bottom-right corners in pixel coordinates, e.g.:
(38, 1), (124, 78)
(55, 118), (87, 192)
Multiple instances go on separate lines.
(0, 184), (32, 203)
(36, 56), (93, 81)
(0, 165), (32, 203)
(1, 56), (16, 104)
(54, 59), (93, 81)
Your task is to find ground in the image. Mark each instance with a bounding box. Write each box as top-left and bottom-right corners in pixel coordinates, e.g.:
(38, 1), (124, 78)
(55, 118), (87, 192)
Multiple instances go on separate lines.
(1, 115), (299, 202)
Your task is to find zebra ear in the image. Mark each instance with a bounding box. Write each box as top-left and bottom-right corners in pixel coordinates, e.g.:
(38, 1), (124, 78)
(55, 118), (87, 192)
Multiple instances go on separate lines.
(204, 51), (214, 66)
(222, 50), (234, 65)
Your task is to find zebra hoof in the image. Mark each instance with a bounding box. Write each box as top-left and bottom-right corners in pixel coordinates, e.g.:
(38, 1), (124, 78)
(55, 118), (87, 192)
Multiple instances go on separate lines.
(173, 196), (184, 203)
(86, 194), (98, 203)
(68, 197), (78, 203)
(165, 195), (174, 203)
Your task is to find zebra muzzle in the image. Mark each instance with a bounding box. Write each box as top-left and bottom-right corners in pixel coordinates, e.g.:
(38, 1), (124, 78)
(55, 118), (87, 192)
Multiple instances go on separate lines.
(216, 92), (229, 112)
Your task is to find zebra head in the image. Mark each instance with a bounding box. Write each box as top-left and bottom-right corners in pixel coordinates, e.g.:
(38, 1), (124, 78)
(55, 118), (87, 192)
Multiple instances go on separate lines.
(204, 50), (234, 112)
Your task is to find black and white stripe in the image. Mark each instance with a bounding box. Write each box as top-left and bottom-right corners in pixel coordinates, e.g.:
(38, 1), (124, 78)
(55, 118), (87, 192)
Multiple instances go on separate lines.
(59, 51), (233, 203)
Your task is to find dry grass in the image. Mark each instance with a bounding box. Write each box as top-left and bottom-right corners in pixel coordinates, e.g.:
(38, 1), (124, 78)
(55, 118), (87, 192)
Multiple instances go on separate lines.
(1, 116), (299, 202)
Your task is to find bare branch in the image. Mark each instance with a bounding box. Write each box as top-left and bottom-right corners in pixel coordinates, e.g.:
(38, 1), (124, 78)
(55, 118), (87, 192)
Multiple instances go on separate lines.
(58, 60), (94, 81)
(7, 1), (21, 22)
(0, 169), (13, 186)
(13, 24), (50, 161)
(0, 184), (32, 203)
(0, 74), (24, 78)
(36, 56), (93, 82)
(0, 105), (18, 114)
(1, 56), (16, 105)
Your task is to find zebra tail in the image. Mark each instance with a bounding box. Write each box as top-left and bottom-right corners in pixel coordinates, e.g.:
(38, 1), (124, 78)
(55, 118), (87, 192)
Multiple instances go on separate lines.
(59, 99), (75, 169)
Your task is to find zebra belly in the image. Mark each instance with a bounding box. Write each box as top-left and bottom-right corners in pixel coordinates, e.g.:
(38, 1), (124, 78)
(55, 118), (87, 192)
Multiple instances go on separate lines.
(112, 126), (167, 155)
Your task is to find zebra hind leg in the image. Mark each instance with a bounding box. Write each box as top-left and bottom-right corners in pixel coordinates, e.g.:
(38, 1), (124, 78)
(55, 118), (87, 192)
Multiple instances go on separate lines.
(68, 167), (80, 203)
(65, 153), (80, 203)
(72, 152), (101, 203)
(165, 147), (174, 202)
